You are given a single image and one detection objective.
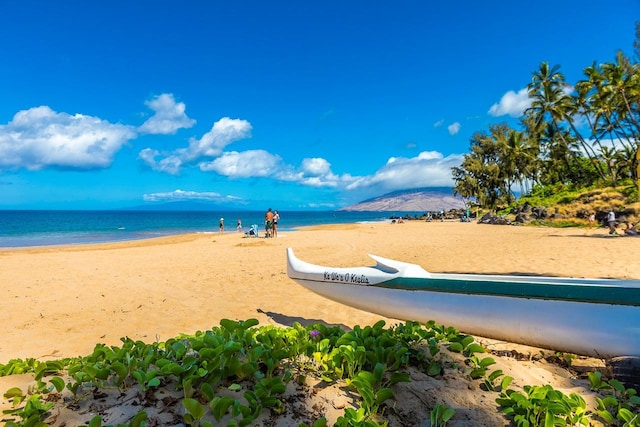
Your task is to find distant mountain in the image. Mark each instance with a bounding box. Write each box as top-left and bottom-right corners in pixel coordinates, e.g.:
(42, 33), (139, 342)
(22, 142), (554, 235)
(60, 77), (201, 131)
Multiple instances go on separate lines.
(340, 187), (466, 212)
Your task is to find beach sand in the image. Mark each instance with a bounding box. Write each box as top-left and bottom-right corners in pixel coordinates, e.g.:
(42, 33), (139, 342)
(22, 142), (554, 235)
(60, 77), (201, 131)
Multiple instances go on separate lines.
(0, 221), (638, 425)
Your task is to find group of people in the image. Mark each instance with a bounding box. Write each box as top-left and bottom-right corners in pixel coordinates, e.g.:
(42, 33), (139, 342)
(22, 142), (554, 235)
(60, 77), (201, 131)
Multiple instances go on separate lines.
(264, 208), (280, 238)
(588, 210), (638, 236)
(220, 209), (280, 238)
(218, 217), (245, 233)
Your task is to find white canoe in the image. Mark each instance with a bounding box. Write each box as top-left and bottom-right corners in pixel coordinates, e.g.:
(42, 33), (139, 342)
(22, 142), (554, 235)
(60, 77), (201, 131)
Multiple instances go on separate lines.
(286, 248), (640, 358)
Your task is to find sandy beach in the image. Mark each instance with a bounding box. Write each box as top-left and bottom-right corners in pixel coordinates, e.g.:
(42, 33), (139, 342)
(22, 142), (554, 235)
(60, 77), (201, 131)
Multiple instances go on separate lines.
(1, 220), (638, 425)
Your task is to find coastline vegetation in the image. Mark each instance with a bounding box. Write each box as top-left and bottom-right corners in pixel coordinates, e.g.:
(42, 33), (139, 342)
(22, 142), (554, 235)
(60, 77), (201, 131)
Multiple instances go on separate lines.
(452, 24), (640, 219)
(2, 319), (638, 426)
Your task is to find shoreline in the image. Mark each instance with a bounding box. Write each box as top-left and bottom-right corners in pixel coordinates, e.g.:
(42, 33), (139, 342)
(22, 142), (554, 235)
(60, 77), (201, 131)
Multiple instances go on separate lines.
(0, 209), (398, 249)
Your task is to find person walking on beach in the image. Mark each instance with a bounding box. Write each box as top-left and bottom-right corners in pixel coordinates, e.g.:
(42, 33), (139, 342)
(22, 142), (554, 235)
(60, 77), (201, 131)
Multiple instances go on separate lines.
(272, 210), (280, 238)
(588, 212), (596, 230)
(236, 218), (242, 233)
(219, 217), (224, 233)
(607, 210), (616, 235)
(265, 208), (274, 238)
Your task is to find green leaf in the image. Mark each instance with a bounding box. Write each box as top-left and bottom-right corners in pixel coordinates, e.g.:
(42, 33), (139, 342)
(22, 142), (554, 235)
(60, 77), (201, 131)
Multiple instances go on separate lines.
(501, 376), (513, 390)
(442, 407), (455, 422)
(130, 411), (148, 427)
(427, 361), (442, 376)
(373, 362), (385, 383)
(389, 371), (410, 384)
(200, 383), (215, 401)
(479, 357), (496, 368)
(311, 417), (328, 427)
(596, 409), (614, 424)
(183, 397), (206, 421)
(210, 396), (235, 421)
(617, 407), (634, 422)
(465, 343), (486, 355)
(3, 387), (24, 399)
(544, 410), (555, 427)
(49, 376), (65, 392)
(243, 318), (260, 328)
(448, 342), (463, 353)
(375, 388), (394, 405)
(469, 368), (485, 379)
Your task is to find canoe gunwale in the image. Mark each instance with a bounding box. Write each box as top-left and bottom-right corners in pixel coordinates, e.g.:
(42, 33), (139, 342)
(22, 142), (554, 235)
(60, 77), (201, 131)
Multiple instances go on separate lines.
(286, 248), (640, 307)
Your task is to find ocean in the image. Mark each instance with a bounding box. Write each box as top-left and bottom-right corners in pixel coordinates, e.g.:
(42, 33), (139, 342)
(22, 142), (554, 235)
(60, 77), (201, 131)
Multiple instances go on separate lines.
(0, 210), (412, 248)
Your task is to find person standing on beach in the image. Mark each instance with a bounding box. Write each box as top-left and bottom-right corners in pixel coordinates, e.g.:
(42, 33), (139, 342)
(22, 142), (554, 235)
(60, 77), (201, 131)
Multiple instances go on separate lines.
(219, 217), (224, 233)
(236, 218), (242, 232)
(273, 210), (280, 238)
(607, 210), (616, 235)
(265, 208), (274, 238)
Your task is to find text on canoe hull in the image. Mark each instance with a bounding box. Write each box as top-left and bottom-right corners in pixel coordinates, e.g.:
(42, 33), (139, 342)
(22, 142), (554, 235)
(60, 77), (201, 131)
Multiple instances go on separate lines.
(323, 271), (370, 284)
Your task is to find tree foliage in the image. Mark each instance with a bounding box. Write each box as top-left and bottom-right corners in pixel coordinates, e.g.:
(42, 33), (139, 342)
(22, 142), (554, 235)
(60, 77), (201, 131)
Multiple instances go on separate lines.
(453, 26), (640, 209)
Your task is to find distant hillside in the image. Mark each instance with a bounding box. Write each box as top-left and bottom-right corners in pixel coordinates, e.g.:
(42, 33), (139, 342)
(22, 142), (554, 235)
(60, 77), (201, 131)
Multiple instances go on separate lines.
(340, 187), (466, 212)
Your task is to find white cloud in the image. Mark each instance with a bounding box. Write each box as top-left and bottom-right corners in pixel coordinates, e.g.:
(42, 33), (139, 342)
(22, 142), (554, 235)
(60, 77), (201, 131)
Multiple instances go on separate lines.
(137, 148), (186, 175)
(282, 157), (357, 188)
(199, 154), (354, 189)
(142, 189), (241, 203)
(138, 94), (196, 135)
(346, 151), (462, 192)
(301, 157), (331, 175)
(139, 117), (252, 174)
(433, 119), (444, 128)
(191, 117), (253, 157)
(488, 88), (531, 117)
(0, 106), (136, 170)
(448, 122), (461, 135)
(200, 150), (282, 177)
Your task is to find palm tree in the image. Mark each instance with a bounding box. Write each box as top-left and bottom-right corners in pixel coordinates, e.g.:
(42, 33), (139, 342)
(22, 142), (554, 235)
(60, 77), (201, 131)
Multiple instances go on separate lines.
(615, 144), (638, 182)
(526, 62), (594, 185)
(602, 52), (640, 137)
(586, 54), (640, 186)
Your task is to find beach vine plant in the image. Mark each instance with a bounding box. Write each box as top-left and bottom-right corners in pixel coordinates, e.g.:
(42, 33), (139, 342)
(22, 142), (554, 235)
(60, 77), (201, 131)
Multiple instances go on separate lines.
(496, 372), (640, 427)
(0, 318), (637, 426)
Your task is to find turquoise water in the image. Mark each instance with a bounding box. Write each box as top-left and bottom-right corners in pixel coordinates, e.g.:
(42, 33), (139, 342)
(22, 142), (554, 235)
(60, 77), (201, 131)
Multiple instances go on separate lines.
(0, 210), (408, 248)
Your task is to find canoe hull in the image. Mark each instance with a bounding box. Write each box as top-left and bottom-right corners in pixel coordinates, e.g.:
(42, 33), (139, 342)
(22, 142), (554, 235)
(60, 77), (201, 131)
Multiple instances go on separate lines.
(286, 248), (640, 358)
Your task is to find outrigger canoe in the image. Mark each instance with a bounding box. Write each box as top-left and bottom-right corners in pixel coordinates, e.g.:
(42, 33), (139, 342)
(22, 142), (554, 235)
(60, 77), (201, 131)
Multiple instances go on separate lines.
(286, 248), (640, 358)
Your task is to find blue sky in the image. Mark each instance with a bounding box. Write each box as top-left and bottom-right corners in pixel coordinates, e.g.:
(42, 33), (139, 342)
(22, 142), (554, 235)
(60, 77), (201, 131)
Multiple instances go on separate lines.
(0, 1), (638, 210)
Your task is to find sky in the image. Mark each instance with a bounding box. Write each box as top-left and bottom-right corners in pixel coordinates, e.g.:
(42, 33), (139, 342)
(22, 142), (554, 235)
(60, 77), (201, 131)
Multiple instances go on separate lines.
(0, 1), (638, 210)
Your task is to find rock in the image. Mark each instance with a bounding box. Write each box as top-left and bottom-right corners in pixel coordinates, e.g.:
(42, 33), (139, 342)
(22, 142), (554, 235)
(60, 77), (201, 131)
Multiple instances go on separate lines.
(532, 207), (548, 219)
(515, 213), (528, 223)
(479, 213), (511, 225)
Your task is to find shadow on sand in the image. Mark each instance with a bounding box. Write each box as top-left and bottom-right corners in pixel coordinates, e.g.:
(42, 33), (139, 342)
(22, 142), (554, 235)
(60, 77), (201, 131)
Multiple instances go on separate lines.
(256, 308), (352, 330)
